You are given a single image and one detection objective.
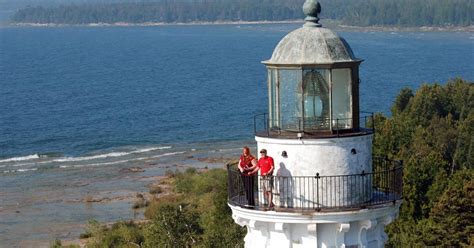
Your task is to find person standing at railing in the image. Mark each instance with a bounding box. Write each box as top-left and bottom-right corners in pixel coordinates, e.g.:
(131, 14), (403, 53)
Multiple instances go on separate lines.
(238, 146), (258, 207)
(258, 149), (275, 210)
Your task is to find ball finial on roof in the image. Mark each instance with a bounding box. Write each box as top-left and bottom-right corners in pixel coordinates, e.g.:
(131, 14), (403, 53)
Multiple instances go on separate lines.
(303, 0), (322, 27)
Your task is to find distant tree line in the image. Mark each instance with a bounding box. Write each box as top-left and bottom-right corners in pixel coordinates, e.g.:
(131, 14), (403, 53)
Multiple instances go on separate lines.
(340, 0), (474, 26)
(11, 0), (474, 26)
(11, 0), (304, 24)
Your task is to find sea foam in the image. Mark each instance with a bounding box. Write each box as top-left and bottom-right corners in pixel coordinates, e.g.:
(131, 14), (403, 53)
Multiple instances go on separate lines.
(0, 154), (40, 163)
(57, 151), (185, 169)
(2, 168), (38, 174)
(53, 146), (172, 162)
(0, 146), (173, 165)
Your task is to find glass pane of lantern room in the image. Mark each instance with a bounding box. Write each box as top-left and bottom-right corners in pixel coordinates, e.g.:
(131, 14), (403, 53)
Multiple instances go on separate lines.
(269, 68), (278, 129)
(331, 68), (352, 129)
(302, 69), (330, 130)
(279, 69), (302, 131)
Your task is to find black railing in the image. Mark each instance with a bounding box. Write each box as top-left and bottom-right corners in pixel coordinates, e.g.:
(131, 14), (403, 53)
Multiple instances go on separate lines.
(227, 157), (402, 212)
(254, 112), (375, 138)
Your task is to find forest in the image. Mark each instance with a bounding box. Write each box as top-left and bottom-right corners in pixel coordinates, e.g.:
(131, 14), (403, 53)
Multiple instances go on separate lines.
(11, 0), (474, 26)
(375, 78), (473, 246)
(52, 78), (473, 247)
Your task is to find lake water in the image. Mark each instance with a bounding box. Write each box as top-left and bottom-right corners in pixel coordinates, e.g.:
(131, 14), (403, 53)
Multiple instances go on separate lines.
(0, 24), (473, 246)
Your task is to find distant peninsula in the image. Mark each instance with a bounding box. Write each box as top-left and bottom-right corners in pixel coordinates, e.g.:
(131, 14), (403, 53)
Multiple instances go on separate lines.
(10, 0), (474, 27)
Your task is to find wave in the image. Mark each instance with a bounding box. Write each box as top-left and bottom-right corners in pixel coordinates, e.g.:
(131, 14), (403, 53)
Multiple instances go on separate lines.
(1, 148), (184, 173)
(0, 154), (40, 163)
(2, 168), (38, 174)
(57, 151), (185, 169)
(149, 151), (185, 159)
(134, 146), (172, 153)
(53, 146), (172, 162)
(0, 152), (64, 164)
(53, 151), (130, 162)
(0, 146), (173, 165)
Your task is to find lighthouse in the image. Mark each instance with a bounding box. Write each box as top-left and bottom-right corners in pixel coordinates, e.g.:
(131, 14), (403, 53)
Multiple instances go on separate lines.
(227, 1), (403, 247)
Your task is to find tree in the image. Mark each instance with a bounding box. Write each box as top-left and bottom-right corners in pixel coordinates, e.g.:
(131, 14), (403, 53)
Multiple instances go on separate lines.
(383, 79), (474, 246)
(428, 169), (474, 246)
(391, 87), (413, 116)
(144, 203), (203, 248)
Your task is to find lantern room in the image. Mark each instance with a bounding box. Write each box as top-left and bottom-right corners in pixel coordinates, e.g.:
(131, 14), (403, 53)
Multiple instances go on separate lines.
(261, 2), (363, 135)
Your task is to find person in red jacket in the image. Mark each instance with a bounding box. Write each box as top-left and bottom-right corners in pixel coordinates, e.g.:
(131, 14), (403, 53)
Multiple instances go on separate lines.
(258, 149), (274, 209)
(238, 146), (258, 207)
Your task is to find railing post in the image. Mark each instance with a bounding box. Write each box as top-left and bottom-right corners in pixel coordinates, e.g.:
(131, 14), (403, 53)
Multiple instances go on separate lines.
(361, 170), (366, 208)
(336, 119), (339, 137)
(315, 172), (320, 211)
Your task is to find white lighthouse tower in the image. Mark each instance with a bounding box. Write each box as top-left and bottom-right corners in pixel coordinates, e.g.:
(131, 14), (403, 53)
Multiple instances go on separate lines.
(227, 1), (403, 247)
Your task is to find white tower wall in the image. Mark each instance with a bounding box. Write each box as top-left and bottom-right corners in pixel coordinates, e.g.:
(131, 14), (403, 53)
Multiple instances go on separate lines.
(256, 135), (373, 177)
(231, 203), (400, 248)
(256, 134), (373, 207)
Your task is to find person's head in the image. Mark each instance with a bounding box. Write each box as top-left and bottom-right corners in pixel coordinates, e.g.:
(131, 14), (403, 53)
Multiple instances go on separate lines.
(242, 146), (250, 156)
(260, 149), (267, 157)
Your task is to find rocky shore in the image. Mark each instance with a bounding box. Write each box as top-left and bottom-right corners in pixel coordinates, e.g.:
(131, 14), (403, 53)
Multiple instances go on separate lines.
(0, 146), (240, 248)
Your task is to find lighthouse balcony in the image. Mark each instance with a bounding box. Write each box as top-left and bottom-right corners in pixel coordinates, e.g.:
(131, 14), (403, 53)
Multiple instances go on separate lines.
(227, 157), (402, 212)
(254, 112), (374, 139)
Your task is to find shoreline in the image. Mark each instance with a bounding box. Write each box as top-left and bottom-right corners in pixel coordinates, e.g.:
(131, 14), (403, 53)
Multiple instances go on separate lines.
(59, 165), (230, 248)
(0, 141), (245, 247)
(4, 20), (474, 32)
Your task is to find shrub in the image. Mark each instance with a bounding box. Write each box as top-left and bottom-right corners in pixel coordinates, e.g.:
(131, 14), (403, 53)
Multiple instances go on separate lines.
(144, 203), (203, 248)
(85, 220), (144, 248)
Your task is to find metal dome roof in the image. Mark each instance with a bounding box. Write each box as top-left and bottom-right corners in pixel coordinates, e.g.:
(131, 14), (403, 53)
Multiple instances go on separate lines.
(263, 0), (361, 66)
(263, 26), (360, 66)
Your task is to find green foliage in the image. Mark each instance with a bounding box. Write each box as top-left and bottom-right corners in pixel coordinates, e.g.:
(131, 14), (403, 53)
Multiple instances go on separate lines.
(197, 168), (245, 248)
(144, 203), (203, 248)
(172, 168), (245, 247)
(378, 78), (474, 246)
(342, 0), (474, 26)
(387, 169), (474, 247)
(10, 0), (474, 26)
(406, 83), (452, 126)
(81, 168), (245, 247)
(391, 87), (413, 116)
(455, 112), (474, 169)
(85, 220), (144, 248)
(429, 169), (474, 246)
(50, 239), (80, 248)
(50, 239), (62, 248)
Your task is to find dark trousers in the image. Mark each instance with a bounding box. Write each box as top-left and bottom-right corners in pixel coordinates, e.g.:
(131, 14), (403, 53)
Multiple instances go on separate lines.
(241, 174), (255, 206)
